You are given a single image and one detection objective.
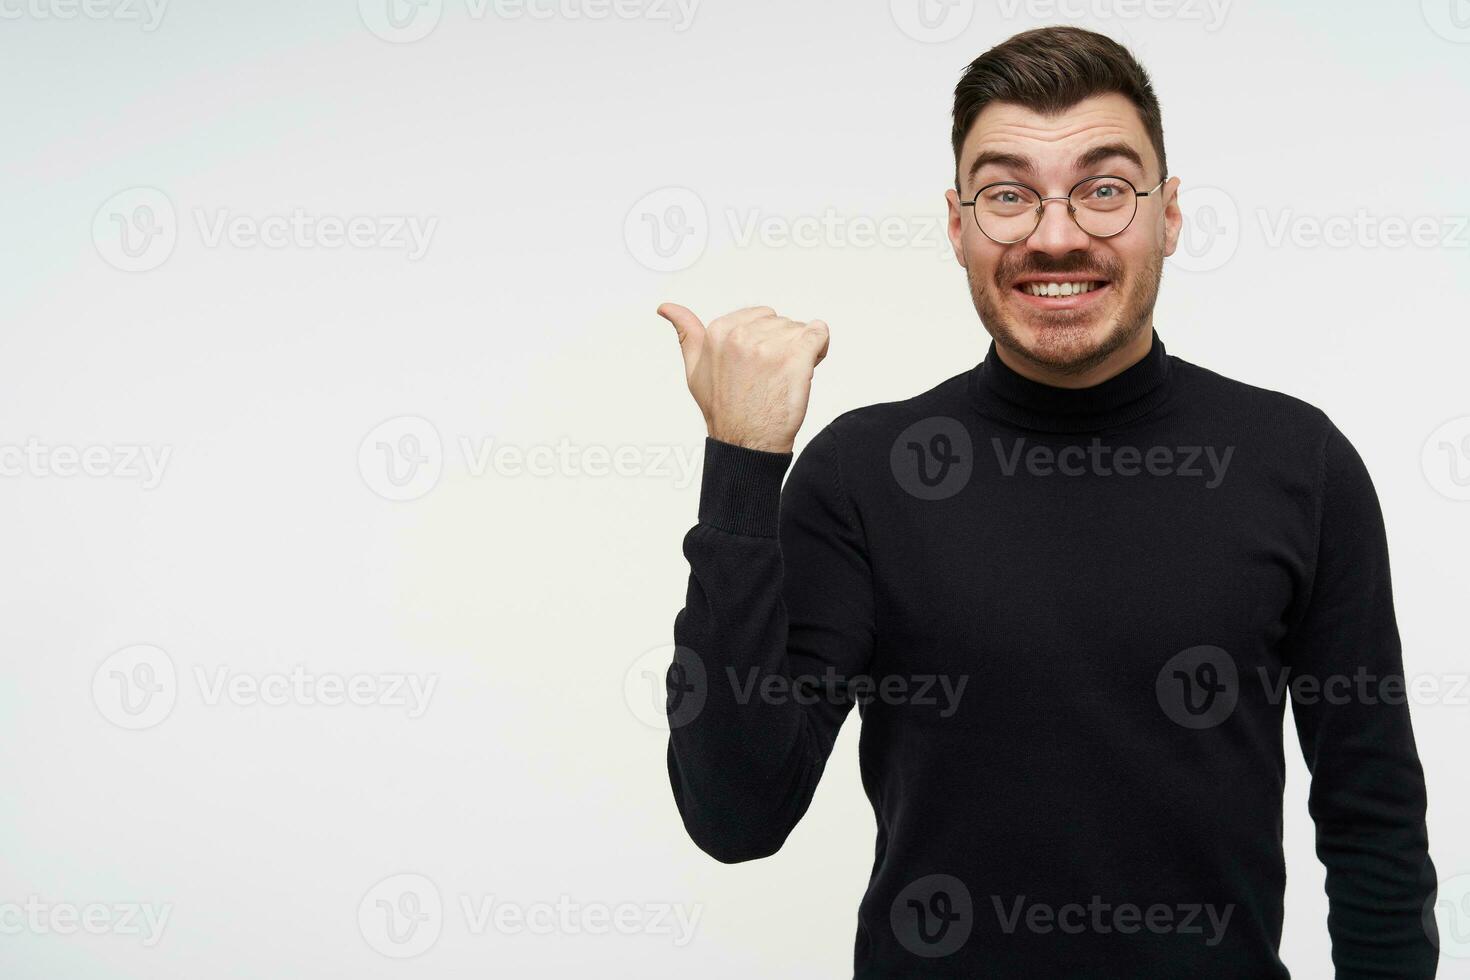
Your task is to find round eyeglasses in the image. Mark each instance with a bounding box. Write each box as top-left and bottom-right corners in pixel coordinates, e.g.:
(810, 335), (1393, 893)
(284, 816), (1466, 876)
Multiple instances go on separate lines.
(961, 174), (1168, 244)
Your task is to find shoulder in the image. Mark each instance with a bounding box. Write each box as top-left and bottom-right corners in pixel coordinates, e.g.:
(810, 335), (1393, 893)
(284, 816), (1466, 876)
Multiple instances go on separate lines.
(821, 369), (974, 451)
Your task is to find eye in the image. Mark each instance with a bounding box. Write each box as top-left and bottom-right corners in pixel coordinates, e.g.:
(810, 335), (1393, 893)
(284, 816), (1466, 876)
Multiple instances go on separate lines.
(982, 186), (1034, 208)
(1078, 178), (1130, 201)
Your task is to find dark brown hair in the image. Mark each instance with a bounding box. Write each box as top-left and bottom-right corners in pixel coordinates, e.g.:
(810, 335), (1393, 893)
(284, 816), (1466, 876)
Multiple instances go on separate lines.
(951, 26), (1166, 190)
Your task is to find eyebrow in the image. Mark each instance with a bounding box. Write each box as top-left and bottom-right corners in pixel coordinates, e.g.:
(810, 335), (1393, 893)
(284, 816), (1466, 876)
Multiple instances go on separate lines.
(965, 141), (1148, 188)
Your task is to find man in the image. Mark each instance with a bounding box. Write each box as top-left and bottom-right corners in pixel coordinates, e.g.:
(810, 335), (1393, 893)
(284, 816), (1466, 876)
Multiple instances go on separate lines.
(655, 25), (1437, 978)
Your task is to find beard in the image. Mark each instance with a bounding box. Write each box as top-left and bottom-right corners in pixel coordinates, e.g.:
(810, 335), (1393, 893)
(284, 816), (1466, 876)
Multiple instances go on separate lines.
(968, 245), (1164, 378)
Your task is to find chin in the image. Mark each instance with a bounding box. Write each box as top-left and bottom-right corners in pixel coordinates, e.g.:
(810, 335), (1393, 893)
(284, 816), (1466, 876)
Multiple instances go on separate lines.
(995, 307), (1129, 374)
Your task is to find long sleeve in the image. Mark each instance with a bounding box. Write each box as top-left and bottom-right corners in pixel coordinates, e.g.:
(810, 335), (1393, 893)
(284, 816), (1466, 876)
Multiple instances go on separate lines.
(665, 426), (875, 863)
(1285, 422), (1438, 978)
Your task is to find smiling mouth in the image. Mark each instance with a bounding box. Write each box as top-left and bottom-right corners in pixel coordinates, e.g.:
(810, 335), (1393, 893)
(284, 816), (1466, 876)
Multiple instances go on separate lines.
(1010, 278), (1112, 308)
(1015, 279), (1107, 297)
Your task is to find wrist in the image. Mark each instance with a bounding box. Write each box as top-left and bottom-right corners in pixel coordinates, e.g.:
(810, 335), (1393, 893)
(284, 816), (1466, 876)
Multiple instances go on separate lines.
(707, 424), (795, 455)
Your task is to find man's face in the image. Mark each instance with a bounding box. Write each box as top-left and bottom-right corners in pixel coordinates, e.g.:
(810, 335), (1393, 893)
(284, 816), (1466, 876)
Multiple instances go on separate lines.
(946, 92), (1181, 377)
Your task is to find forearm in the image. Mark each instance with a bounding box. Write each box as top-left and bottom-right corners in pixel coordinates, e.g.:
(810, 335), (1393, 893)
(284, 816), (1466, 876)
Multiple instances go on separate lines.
(665, 433), (871, 864)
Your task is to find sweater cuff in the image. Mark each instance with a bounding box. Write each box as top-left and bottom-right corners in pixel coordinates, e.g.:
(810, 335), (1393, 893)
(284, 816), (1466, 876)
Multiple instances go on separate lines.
(697, 437), (793, 538)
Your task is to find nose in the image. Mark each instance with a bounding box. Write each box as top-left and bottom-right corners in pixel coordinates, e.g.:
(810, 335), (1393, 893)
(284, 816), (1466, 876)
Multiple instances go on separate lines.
(1025, 196), (1092, 257)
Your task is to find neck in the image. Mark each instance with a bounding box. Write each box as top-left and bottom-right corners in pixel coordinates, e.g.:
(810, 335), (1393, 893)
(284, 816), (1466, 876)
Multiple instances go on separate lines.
(968, 325), (1172, 434)
(994, 323), (1155, 389)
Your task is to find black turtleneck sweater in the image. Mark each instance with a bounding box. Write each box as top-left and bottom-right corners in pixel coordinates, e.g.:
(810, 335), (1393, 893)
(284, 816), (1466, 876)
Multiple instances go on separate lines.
(664, 332), (1437, 979)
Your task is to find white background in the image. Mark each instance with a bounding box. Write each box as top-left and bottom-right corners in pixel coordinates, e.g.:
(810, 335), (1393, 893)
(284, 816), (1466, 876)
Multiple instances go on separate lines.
(1, 0), (1468, 977)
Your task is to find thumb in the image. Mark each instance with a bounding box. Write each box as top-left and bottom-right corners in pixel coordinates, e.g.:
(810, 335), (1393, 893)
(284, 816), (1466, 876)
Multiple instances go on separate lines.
(656, 302), (706, 372)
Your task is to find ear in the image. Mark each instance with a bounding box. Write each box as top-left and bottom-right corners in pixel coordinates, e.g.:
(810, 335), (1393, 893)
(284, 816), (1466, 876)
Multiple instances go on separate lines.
(1161, 177), (1183, 258)
(945, 188), (968, 268)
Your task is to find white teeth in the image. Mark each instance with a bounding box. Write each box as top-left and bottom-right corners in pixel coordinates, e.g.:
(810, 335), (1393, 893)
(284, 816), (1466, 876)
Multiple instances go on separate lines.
(1022, 281), (1101, 297)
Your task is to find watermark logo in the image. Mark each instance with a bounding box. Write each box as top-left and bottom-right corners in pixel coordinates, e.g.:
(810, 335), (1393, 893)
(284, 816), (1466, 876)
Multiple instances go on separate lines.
(625, 187), (708, 272)
(1422, 416), (1470, 501)
(358, 418), (701, 501)
(93, 645), (438, 727)
(359, 416), (444, 502)
(92, 644), (178, 731)
(625, 644), (706, 730)
(628, 192), (957, 271)
(94, 189), (437, 271)
(1422, 0), (1470, 42)
(1155, 645), (1238, 729)
(93, 187), (177, 273)
(358, 873), (702, 955)
(359, 873), (443, 958)
(1168, 186), (1239, 273)
(359, 0), (444, 42)
(890, 417), (973, 501)
(891, 874), (973, 957)
(889, 0), (974, 43)
(1427, 873), (1470, 958)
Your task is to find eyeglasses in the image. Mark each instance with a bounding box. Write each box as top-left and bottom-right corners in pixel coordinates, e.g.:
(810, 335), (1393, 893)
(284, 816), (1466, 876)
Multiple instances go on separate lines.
(960, 174), (1168, 244)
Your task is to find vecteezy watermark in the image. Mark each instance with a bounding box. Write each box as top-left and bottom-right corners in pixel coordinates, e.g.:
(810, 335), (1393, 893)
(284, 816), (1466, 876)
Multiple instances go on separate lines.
(92, 187), (178, 273)
(889, 0), (975, 43)
(0, 897), (172, 947)
(625, 644), (707, 731)
(1422, 416), (1470, 502)
(1257, 667), (1470, 709)
(93, 187), (438, 272)
(359, 874), (443, 958)
(192, 666), (437, 718)
(991, 895), (1234, 946)
(889, 875), (1235, 958)
(993, 0), (1231, 30)
(358, 416), (701, 502)
(1422, 0), (1470, 43)
(358, 873), (701, 959)
(888, 424), (1236, 500)
(891, 874), (974, 958)
(92, 644), (178, 731)
(1426, 872), (1470, 958)
(624, 188), (708, 273)
(726, 666), (969, 717)
(1257, 210), (1470, 250)
(92, 644), (438, 730)
(1156, 645), (1239, 729)
(0, 439), (171, 489)
(623, 645), (968, 730)
(358, 0), (699, 43)
(624, 188), (954, 273)
(1169, 186), (1240, 273)
(724, 208), (950, 256)
(991, 437), (1235, 488)
(1170, 186), (1470, 273)
(0, 0), (168, 30)
(890, 417), (974, 501)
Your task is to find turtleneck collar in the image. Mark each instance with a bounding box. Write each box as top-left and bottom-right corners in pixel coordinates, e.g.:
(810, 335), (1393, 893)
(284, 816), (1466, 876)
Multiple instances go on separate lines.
(967, 329), (1173, 434)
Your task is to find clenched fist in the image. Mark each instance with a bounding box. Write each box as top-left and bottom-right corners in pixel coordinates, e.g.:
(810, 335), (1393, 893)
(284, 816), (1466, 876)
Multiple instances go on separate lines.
(657, 304), (830, 455)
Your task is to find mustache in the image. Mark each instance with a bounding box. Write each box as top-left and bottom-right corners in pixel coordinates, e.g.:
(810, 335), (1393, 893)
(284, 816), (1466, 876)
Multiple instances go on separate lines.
(996, 255), (1122, 286)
